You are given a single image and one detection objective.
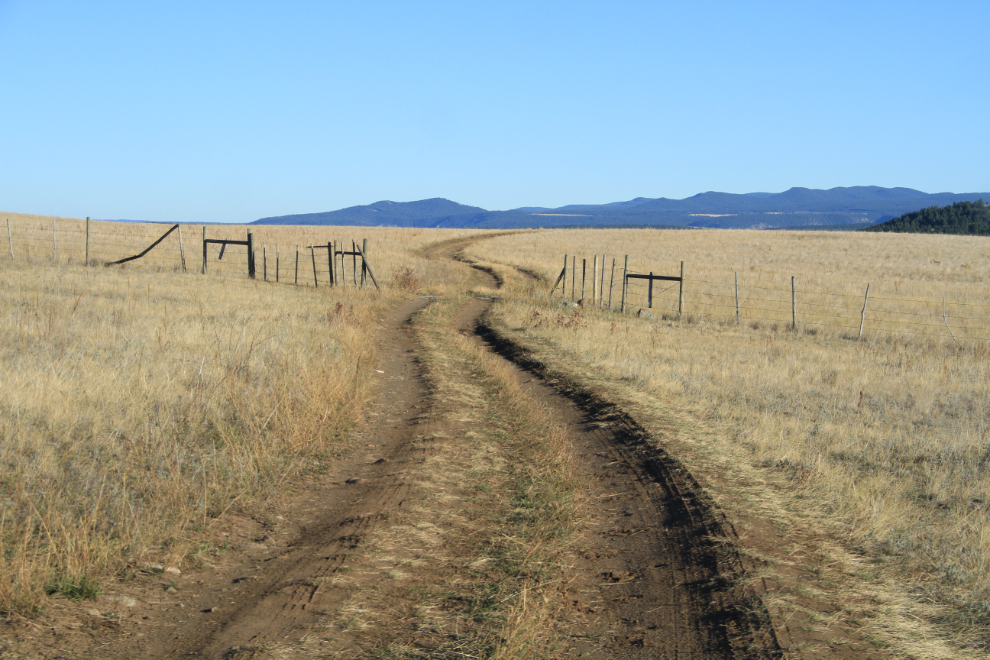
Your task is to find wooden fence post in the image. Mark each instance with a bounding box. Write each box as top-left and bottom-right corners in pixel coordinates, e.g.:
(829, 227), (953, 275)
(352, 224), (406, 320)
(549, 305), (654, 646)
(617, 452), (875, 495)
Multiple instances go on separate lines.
(327, 241), (337, 286)
(734, 271), (740, 325)
(247, 232), (255, 278)
(202, 226), (207, 274)
(678, 261), (685, 316)
(6, 219), (12, 261)
(648, 272), (654, 308)
(294, 245), (299, 285)
(311, 246), (318, 287)
(608, 257), (615, 310)
(581, 259), (586, 301)
(276, 243), (280, 283)
(177, 225), (186, 271)
(263, 242), (267, 281)
(85, 217), (90, 265)
(859, 283), (871, 339)
(592, 255), (598, 305)
(791, 275), (797, 330)
(600, 254), (606, 308)
(361, 238), (368, 285)
(562, 254), (568, 298)
(569, 256), (575, 301)
(352, 240), (358, 286)
(621, 255), (629, 313)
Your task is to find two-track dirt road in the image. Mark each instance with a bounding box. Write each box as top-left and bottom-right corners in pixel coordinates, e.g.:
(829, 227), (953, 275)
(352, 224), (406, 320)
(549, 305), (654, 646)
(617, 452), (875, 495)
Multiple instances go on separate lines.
(6, 236), (787, 659)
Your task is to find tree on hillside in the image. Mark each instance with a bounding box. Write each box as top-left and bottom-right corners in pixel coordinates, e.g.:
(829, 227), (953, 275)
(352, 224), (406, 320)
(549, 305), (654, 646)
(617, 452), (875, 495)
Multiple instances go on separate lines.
(863, 199), (990, 235)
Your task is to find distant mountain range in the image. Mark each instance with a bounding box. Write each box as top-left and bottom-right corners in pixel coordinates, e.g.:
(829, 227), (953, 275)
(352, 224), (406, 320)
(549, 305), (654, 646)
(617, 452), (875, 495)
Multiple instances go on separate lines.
(252, 187), (990, 230)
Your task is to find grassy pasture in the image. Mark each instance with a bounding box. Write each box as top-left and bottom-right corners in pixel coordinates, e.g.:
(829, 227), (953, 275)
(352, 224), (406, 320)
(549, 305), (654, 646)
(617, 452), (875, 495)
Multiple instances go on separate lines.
(469, 228), (990, 651)
(0, 217), (487, 614)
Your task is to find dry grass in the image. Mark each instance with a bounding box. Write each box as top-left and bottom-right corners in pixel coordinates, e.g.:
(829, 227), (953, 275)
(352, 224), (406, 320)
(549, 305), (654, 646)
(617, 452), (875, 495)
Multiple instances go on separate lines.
(467, 228), (990, 652)
(0, 215), (492, 616)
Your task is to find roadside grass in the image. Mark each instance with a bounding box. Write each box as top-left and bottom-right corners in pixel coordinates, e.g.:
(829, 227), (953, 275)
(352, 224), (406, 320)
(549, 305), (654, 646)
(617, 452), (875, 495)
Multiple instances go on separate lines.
(0, 258), (400, 614)
(464, 230), (990, 656)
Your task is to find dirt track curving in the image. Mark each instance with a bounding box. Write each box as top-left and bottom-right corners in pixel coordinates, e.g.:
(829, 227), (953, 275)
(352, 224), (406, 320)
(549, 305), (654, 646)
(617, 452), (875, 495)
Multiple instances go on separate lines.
(16, 235), (785, 659)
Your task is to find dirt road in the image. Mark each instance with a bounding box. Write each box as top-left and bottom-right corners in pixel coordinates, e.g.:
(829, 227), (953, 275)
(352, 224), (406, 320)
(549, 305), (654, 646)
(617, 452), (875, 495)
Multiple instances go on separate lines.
(9, 236), (782, 658)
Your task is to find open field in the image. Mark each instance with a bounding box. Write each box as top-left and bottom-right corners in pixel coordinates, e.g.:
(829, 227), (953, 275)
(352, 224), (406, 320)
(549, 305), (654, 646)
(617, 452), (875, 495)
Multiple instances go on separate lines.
(467, 228), (990, 653)
(0, 217), (493, 615)
(2, 217), (989, 658)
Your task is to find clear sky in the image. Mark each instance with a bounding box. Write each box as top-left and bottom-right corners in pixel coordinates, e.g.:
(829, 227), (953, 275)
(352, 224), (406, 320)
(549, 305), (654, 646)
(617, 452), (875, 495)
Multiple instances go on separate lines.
(1, 1), (987, 223)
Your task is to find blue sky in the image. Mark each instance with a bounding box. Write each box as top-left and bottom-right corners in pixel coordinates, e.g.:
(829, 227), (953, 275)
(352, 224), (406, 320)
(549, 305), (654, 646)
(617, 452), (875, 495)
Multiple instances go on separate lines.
(1, 1), (987, 223)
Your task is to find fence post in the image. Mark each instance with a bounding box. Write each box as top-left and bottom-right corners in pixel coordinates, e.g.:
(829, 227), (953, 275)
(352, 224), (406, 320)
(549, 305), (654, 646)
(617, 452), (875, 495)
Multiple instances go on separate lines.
(581, 259), (586, 301)
(678, 261), (685, 316)
(85, 217), (90, 265)
(734, 271), (740, 325)
(52, 219), (56, 264)
(621, 255), (629, 313)
(247, 232), (255, 278)
(352, 240), (358, 286)
(6, 219), (12, 261)
(327, 241), (337, 286)
(177, 225), (186, 271)
(600, 254), (606, 307)
(571, 256), (576, 301)
(608, 257), (615, 310)
(562, 254), (568, 298)
(276, 243), (280, 283)
(361, 238), (368, 285)
(263, 243), (267, 281)
(294, 245), (299, 285)
(592, 255), (598, 305)
(202, 226), (207, 274)
(311, 246), (318, 287)
(859, 283), (871, 339)
(648, 272), (654, 308)
(791, 275), (797, 330)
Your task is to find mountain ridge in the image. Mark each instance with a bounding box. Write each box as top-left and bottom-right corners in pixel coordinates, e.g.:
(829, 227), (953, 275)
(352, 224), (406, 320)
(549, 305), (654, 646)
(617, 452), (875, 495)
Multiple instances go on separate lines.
(252, 187), (990, 230)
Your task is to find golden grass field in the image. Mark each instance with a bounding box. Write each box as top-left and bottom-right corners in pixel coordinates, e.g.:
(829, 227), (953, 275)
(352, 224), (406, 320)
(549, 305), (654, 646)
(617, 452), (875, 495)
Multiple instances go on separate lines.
(3, 214), (990, 655)
(0, 215), (485, 614)
(467, 228), (990, 652)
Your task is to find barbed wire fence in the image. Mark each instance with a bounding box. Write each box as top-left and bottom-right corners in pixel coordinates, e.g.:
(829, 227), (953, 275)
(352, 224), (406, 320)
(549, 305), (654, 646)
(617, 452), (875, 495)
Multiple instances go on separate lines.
(549, 252), (990, 344)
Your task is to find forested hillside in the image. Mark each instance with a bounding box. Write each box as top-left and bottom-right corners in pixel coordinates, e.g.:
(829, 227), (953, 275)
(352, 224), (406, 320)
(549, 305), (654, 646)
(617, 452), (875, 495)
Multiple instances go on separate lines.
(863, 199), (989, 235)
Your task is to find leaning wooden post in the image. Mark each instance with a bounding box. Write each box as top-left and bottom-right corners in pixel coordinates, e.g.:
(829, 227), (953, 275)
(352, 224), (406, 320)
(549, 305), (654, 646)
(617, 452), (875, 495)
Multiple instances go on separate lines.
(85, 216), (90, 265)
(246, 231), (255, 278)
(859, 283), (871, 339)
(177, 225), (186, 271)
(678, 261), (685, 316)
(621, 255), (629, 313)
(263, 242), (267, 281)
(562, 254), (568, 298)
(361, 238), (368, 286)
(734, 271), (740, 325)
(311, 246), (318, 287)
(592, 255), (598, 305)
(6, 219), (12, 261)
(202, 226), (207, 274)
(294, 245), (299, 285)
(791, 276), (796, 329)
(608, 257), (615, 310)
(648, 272), (654, 309)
